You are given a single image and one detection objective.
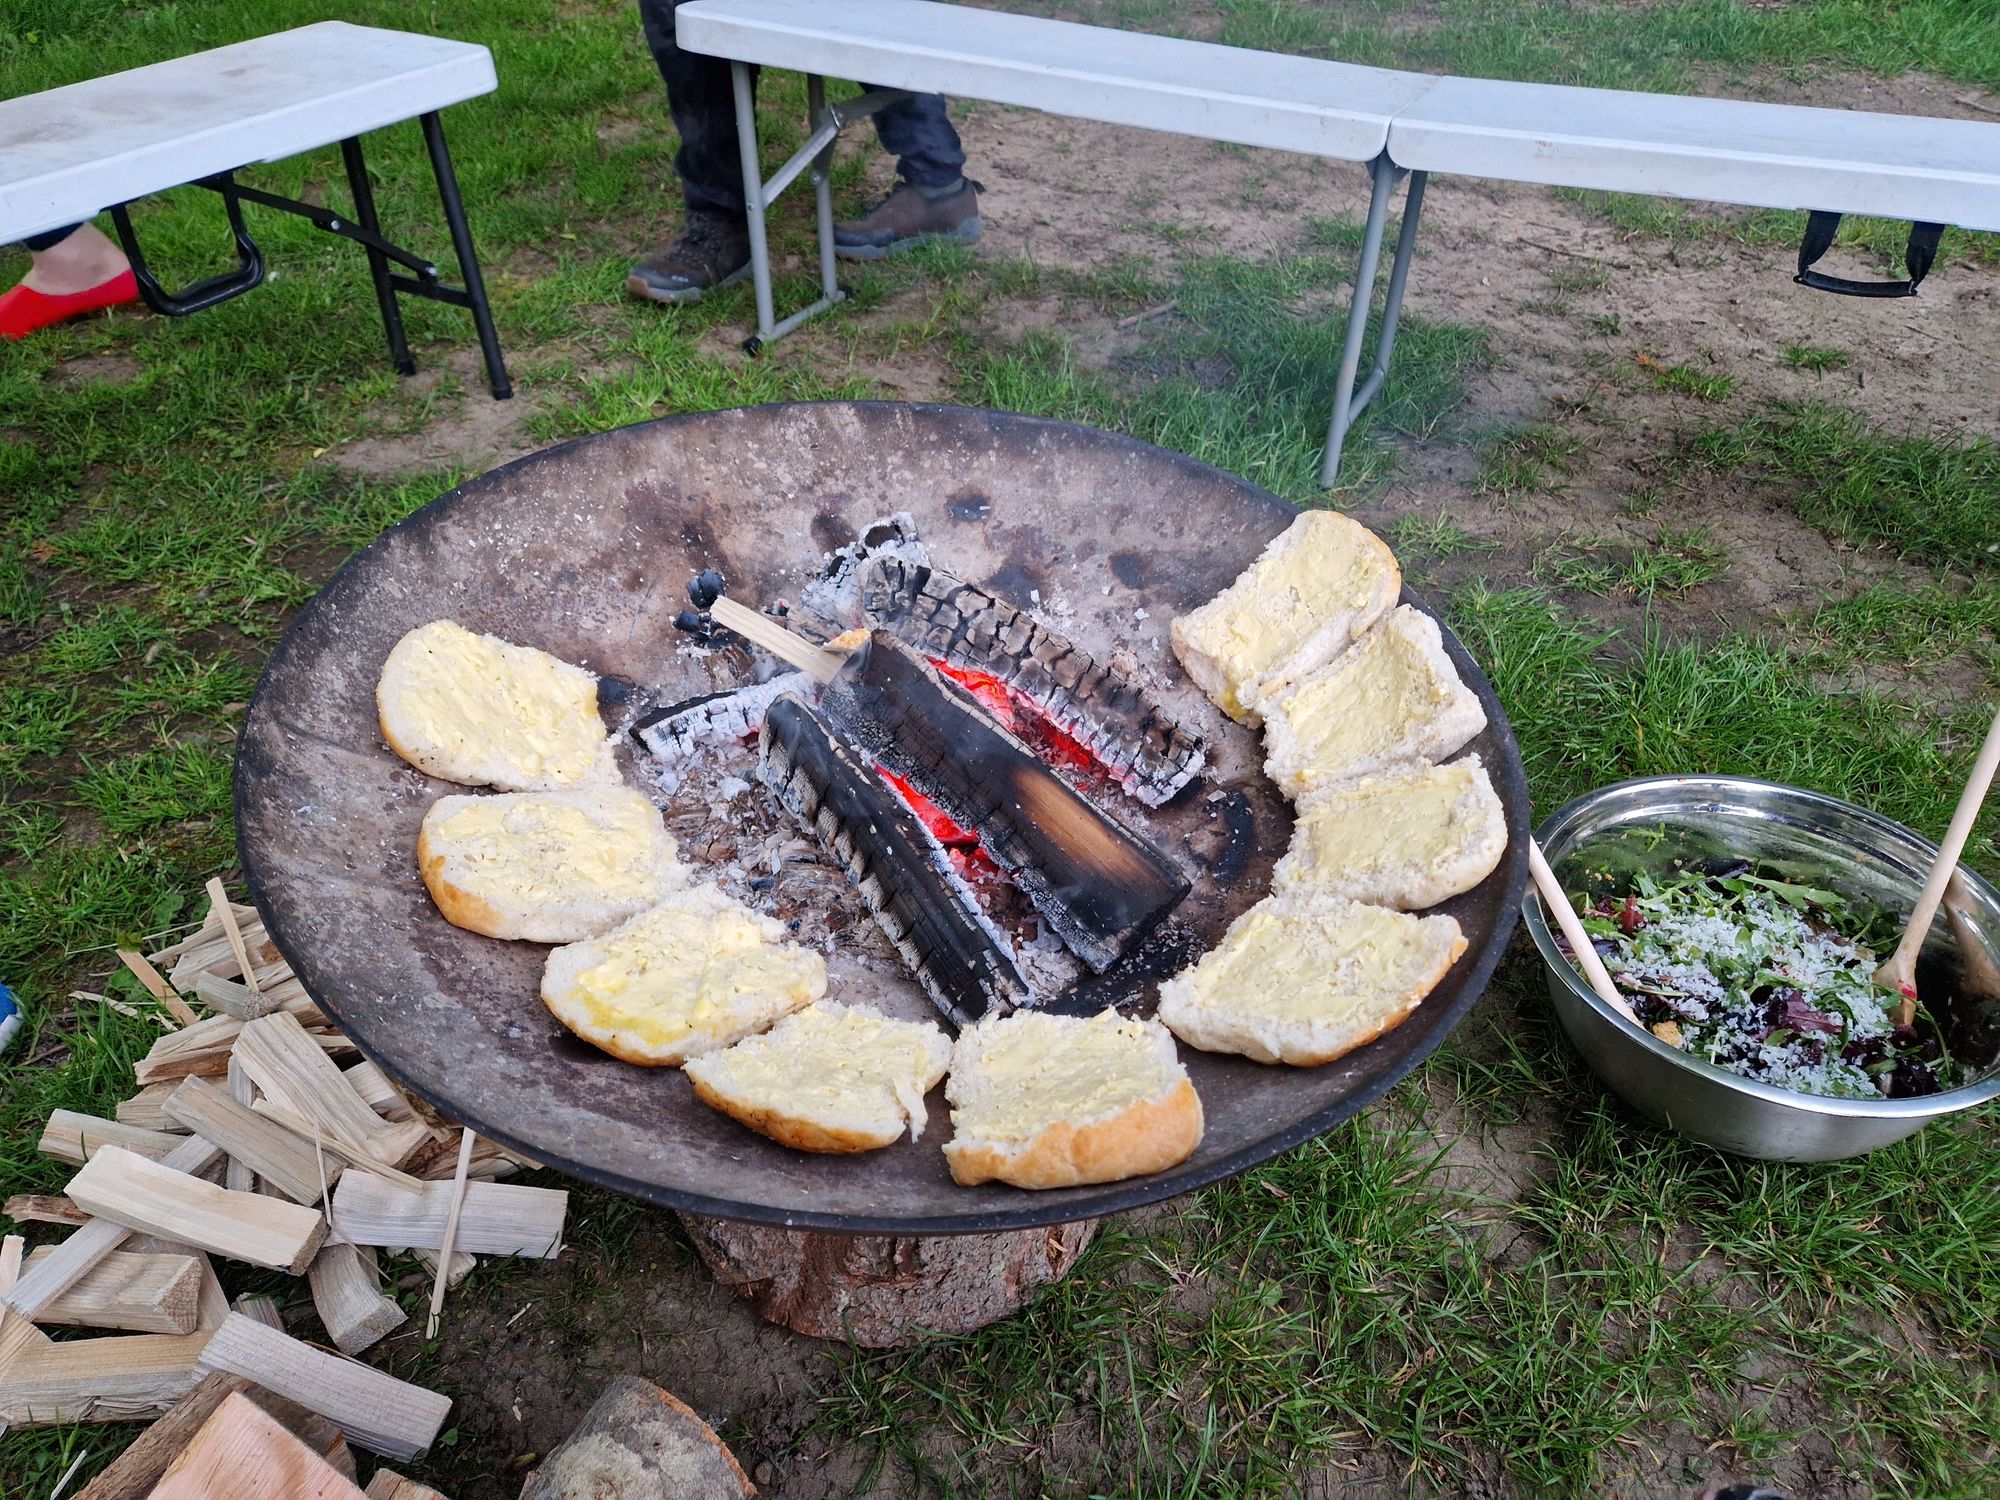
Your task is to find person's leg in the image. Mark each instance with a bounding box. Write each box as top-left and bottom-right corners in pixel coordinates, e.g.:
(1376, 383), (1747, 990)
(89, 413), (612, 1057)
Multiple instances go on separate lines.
(835, 93), (982, 261)
(2, 220), (138, 339)
(629, 0), (755, 303)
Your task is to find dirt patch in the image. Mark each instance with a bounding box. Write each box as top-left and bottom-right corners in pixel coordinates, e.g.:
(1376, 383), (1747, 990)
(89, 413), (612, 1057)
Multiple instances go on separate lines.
(49, 352), (144, 386)
(325, 349), (549, 479)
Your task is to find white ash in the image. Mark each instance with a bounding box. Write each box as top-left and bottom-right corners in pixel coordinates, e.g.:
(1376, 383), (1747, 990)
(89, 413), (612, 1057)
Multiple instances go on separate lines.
(798, 511), (929, 632)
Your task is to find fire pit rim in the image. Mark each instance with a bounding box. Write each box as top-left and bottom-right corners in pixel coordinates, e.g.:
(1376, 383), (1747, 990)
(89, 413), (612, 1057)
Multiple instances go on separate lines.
(234, 399), (1530, 1235)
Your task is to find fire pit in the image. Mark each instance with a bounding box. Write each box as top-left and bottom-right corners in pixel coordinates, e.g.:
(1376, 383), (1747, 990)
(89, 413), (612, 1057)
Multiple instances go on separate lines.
(235, 402), (1529, 1234)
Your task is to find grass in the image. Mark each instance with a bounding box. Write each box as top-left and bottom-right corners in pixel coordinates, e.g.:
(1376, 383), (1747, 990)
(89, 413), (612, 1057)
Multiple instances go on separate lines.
(5, 0), (2000, 1496)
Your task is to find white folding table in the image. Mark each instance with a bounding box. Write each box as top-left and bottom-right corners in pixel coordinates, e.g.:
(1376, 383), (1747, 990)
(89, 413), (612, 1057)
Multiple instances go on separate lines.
(677, 0), (2000, 484)
(0, 22), (512, 397)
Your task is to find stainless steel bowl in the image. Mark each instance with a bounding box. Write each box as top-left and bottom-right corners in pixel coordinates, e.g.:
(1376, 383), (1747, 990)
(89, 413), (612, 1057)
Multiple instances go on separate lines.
(1524, 775), (2000, 1161)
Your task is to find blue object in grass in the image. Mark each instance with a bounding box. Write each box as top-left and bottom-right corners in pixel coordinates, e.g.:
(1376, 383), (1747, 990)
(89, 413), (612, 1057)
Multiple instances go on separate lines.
(0, 981), (20, 1056)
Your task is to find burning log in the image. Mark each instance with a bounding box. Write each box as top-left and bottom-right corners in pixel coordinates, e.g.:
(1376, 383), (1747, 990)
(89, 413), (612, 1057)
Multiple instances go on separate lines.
(823, 633), (1190, 973)
(856, 556), (1207, 807)
(759, 695), (1029, 1027)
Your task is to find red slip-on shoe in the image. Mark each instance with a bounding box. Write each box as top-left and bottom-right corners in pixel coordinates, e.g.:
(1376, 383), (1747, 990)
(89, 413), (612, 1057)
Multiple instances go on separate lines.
(0, 267), (140, 339)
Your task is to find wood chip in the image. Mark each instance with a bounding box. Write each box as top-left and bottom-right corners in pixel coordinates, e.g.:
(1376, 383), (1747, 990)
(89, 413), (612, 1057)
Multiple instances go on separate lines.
(195, 1312), (451, 1460)
(147, 1389), (366, 1500)
(38, 1109), (185, 1168)
(164, 1075), (339, 1206)
(331, 1175), (567, 1259)
(309, 1242), (406, 1355)
(3, 1194), (88, 1227)
(67, 1146), (328, 1275)
(22, 1246), (203, 1334)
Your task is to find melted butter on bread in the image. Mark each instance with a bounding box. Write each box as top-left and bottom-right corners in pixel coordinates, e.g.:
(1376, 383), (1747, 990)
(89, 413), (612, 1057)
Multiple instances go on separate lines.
(379, 620), (617, 791)
(428, 791), (671, 905)
(542, 884), (826, 1066)
(1272, 756), (1506, 910)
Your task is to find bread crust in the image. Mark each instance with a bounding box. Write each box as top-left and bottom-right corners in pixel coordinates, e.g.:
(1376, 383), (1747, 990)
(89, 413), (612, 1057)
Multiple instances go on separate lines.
(944, 1077), (1204, 1189)
(686, 1075), (899, 1154)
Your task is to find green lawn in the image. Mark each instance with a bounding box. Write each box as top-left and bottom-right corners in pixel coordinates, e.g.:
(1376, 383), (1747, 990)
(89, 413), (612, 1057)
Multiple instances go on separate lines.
(5, 1), (1999, 1495)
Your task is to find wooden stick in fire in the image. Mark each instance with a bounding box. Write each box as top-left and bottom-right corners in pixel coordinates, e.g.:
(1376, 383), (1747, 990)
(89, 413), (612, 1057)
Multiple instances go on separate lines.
(708, 598), (847, 683)
(1529, 838), (1642, 1028)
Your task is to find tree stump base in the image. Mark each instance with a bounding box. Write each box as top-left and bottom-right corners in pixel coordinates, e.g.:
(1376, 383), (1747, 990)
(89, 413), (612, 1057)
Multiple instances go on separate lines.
(677, 1214), (1099, 1348)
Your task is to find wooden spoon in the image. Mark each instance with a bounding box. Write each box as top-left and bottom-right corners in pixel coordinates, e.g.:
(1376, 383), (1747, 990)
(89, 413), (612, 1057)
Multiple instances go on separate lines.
(1875, 703), (2000, 1027)
(1529, 838), (1643, 1028)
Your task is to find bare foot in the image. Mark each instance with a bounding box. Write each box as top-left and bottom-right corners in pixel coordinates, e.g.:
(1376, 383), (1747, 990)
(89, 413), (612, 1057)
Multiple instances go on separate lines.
(20, 222), (131, 295)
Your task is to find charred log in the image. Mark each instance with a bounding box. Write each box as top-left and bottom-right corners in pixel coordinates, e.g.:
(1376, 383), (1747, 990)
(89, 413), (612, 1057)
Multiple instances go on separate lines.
(632, 674), (804, 788)
(759, 694), (1030, 1027)
(823, 632), (1191, 973)
(857, 556), (1206, 807)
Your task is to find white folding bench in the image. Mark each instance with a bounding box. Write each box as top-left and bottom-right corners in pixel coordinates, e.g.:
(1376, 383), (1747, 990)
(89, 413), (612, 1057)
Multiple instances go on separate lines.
(677, 0), (2000, 484)
(0, 21), (512, 397)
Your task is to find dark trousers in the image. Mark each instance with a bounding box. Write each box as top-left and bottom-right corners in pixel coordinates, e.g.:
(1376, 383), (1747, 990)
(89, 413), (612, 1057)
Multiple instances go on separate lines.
(22, 223), (82, 252)
(637, 0), (966, 220)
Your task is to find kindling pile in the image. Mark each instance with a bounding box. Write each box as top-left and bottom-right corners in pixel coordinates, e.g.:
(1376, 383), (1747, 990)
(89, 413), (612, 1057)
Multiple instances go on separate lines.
(1, 883), (567, 1464)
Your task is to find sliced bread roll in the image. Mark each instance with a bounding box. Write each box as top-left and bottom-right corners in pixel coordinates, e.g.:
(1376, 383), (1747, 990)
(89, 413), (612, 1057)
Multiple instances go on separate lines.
(1261, 605), (1486, 801)
(541, 883), (827, 1066)
(379, 619), (619, 791)
(943, 1011), (1203, 1189)
(419, 786), (683, 942)
(1157, 891), (1466, 1067)
(684, 1002), (952, 1153)
(1271, 755), (1507, 910)
(1170, 510), (1400, 726)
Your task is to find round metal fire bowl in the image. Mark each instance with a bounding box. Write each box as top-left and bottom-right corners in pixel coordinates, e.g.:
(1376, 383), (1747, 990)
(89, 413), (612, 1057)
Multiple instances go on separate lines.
(236, 402), (1530, 1234)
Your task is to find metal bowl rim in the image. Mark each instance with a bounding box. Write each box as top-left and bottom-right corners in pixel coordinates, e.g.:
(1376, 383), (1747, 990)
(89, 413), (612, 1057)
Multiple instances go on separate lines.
(1522, 772), (2000, 1119)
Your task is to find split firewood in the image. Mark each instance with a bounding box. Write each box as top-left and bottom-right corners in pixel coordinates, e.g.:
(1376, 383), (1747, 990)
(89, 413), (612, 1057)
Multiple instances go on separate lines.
(308, 1243), (406, 1355)
(115, 1082), (189, 1133)
(21, 1246), (202, 1334)
(4, 1193), (89, 1227)
(0, 1233), (53, 1374)
(225, 1054), (259, 1192)
(404, 1131), (528, 1182)
(5, 1135), (223, 1321)
(147, 1389), (367, 1500)
(251, 1100), (427, 1191)
(163, 1075), (340, 1205)
(194, 970), (289, 1021)
(234, 1013), (431, 1169)
(135, 1009), (339, 1087)
(519, 1374), (753, 1500)
(408, 1247), (476, 1289)
(363, 1469), (450, 1499)
(66, 1146), (328, 1275)
(331, 1174), (567, 1259)
(344, 1060), (416, 1121)
(116, 948), (200, 1028)
(195, 1311), (451, 1460)
(74, 1371), (354, 1499)
(0, 1330), (211, 1425)
(37, 1109), (186, 1168)
(205, 877), (263, 1002)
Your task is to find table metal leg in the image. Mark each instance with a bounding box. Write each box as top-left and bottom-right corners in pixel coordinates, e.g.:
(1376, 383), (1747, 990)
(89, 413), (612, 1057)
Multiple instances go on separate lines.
(1348, 169), (1427, 421)
(419, 111), (512, 400)
(340, 136), (415, 378)
(1320, 156), (1397, 487)
(808, 75), (841, 307)
(733, 61), (778, 353)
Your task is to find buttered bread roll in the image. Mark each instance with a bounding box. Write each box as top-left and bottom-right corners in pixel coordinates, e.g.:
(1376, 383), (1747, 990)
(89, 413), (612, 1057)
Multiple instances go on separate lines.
(1157, 891), (1465, 1067)
(418, 786), (683, 943)
(1170, 510), (1400, 726)
(541, 883), (827, 1066)
(684, 1002), (952, 1152)
(1271, 755), (1506, 910)
(943, 1010), (1203, 1189)
(1260, 605), (1485, 800)
(379, 619), (619, 791)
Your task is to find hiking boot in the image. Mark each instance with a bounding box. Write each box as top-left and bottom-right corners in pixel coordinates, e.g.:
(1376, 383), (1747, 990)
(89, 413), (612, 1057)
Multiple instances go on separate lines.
(833, 178), (983, 261)
(627, 212), (752, 305)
